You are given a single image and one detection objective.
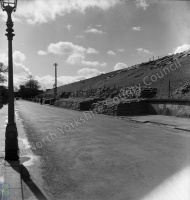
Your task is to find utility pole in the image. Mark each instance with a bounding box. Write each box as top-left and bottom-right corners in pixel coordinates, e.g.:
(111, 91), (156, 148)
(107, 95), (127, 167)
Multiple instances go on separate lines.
(54, 63), (58, 99)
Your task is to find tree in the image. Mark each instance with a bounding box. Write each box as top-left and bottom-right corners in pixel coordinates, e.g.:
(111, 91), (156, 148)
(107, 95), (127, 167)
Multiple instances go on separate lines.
(18, 75), (42, 98)
(0, 85), (8, 105)
(0, 62), (8, 83)
(25, 75), (40, 90)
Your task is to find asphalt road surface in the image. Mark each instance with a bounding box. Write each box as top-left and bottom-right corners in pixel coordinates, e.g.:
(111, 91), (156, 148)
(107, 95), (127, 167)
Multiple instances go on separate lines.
(16, 100), (190, 200)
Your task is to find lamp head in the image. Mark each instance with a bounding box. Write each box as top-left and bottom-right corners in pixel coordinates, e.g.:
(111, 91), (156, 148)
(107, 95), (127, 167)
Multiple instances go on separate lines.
(1, 0), (18, 12)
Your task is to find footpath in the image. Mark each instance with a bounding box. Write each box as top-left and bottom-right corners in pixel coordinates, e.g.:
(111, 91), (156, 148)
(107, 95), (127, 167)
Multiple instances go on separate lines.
(0, 105), (23, 200)
(123, 115), (190, 132)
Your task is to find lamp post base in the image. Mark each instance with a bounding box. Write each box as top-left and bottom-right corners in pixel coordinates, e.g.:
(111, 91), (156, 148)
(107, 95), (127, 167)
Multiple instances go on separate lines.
(5, 123), (19, 161)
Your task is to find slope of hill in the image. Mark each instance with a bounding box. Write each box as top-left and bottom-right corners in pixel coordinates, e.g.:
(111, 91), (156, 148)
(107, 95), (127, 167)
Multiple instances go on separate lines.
(43, 50), (190, 99)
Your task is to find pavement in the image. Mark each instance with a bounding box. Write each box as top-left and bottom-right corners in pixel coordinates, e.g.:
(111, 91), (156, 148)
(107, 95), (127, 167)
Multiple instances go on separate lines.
(0, 105), (23, 200)
(1, 103), (190, 199)
(122, 115), (190, 132)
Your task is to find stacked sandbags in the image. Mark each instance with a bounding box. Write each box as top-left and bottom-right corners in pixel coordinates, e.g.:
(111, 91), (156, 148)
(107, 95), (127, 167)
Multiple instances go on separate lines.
(119, 86), (141, 99)
(174, 83), (190, 95)
(79, 98), (103, 111)
(92, 99), (149, 116)
(55, 98), (80, 110)
(140, 87), (157, 98)
(91, 100), (117, 115)
(59, 92), (71, 98)
(55, 98), (101, 111)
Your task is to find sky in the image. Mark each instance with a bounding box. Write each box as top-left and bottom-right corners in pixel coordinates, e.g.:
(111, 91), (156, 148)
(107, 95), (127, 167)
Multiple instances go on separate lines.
(1, 0), (190, 90)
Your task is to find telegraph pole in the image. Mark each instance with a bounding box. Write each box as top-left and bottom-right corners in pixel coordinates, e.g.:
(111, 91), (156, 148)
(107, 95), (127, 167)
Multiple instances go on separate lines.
(54, 63), (58, 99)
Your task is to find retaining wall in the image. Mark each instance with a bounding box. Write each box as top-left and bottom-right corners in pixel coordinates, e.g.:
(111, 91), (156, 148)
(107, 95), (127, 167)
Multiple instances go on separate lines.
(147, 99), (190, 118)
(117, 100), (148, 116)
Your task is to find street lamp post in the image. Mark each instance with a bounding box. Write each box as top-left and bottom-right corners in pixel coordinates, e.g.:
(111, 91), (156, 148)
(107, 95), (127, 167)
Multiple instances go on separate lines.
(1, 0), (19, 160)
(53, 63), (58, 100)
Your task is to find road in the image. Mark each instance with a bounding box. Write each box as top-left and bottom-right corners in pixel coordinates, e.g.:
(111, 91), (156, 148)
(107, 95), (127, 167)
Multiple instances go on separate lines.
(15, 100), (190, 200)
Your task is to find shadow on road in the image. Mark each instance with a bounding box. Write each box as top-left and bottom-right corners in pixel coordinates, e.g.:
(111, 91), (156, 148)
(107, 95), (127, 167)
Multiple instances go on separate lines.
(7, 161), (48, 200)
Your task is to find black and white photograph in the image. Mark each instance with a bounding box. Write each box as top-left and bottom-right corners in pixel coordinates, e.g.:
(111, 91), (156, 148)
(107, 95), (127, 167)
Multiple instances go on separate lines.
(0, 0), (190, 199)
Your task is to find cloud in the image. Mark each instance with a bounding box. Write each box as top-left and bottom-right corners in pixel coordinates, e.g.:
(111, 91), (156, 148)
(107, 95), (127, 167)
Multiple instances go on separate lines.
(38, 50), (48, 56)
(76, 35), (85, 39)
(46, 41), (104, 67)
(82, 61), (107, 68)
(0, 53), (8, 64)
(107, 50), (116, 56)
(13, 62), (31, 76)
(16, 73), (80, 90)
(13, 65), (31, 88)
(81, 61), (100, 67)
(85, 28), (106, 34)
(34, 67), (104, 89)
(13, 51), (26, 63)
(13, 75), (30, 88)
(12, 51), (30, 76)
(77, 68), (104, 78)
(13, 73), (81, 90)
(0, 52), (29, 76)
(137, 48), (153, 55)
(48, 42), (98, 55)
(132, 26), (141, 31)
(67, 55), (106, 67)
(0, 0), (149, 25)
(136, 0), (149, 10)
(86, 48), (99, 54)
(65, 24), (72, 30)
(67, 54), (85, 65)
(0, 52), (31, 88)
(100, 62), (107, 68)
(14, 0), (120, 25)
(48, 41), (86, 55)
(0, 51), (104, 90)
(0, 11), (22, 23)
(114, 63), (128, 71)
(117, 48), (125, 52)
(173, 44), (190, 54)
(13, 71), (82, 90)
(35, 75), (70, 89)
